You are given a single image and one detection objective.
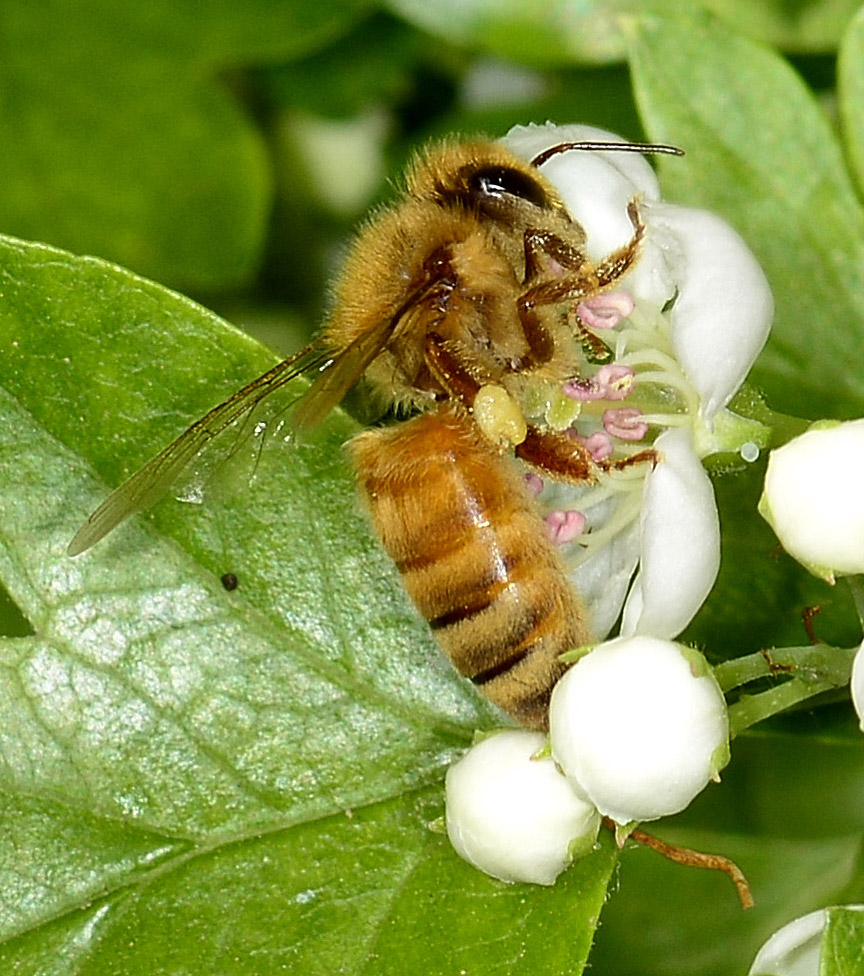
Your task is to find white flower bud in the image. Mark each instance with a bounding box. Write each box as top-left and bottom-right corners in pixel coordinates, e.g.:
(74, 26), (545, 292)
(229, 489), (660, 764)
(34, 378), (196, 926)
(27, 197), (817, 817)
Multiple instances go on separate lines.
(445, 729), (600, 885)
(549, 636), (729, 824)
(760, 419), (864, 581)
(851, 641), (864, 731)
(748, 906), (864, 976)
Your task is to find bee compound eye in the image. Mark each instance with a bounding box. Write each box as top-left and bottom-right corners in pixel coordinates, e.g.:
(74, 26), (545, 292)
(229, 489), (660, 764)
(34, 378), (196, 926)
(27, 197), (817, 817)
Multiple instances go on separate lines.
(468, 165), (549, 210)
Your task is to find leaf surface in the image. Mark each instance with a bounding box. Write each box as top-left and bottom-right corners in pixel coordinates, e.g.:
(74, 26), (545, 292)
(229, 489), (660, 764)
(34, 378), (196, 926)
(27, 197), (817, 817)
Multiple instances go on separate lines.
(0, 233), (616, 974)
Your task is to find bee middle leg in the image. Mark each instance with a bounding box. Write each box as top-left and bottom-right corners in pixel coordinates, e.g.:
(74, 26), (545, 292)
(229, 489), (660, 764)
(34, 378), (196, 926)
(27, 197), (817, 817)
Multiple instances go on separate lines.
(424, 333), (529, 448)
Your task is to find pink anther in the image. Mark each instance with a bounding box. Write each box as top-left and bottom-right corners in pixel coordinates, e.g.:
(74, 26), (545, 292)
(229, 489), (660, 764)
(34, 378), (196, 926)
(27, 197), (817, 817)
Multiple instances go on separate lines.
(524, 472), (544, 496)
(545, 509), (586, 545)
(593, 363), (636, 400)
(603, 407), (649, 441)
(576, 291), (635, 330)
(562, 363), (636, 403)
(582, 430), (614, 460)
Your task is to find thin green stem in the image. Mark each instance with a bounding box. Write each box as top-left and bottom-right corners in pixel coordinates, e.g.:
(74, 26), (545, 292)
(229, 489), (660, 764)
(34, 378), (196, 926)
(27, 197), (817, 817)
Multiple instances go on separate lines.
(714, 644), (857, 737)
(728, 677), (839, 737)
(727, 384), (811, 448)
(714, 644), (855, 693)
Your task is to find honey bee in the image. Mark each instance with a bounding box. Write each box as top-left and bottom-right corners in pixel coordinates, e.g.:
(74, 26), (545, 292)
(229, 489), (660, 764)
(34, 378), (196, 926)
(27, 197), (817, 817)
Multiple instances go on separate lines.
(68, 134), (681, 730)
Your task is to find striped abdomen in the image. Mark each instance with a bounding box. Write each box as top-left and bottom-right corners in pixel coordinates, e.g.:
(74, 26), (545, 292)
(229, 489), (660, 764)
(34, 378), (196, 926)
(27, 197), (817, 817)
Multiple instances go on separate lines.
(349, 410), (590, 729)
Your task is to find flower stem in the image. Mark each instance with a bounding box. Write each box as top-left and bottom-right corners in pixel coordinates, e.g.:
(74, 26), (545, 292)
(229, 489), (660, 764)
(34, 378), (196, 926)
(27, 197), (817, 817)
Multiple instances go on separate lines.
(714, 643), (857, 737)
(727, 384), (811, 448)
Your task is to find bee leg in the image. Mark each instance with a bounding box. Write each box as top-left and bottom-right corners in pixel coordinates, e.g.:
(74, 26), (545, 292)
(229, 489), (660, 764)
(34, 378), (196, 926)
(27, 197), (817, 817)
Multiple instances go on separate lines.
(515, 424), (656, 482)
(515, 425), (597, 482)
(512, 211), (643, 372)
(522, 200), (643, 285)
(424, 333), (528, 448)
(423, 332), (483, 405)
(590, 199), (645, 289)
(522, 229), (587, 285)
(517, 199), (646, 318)
(513, 230), (586, 371)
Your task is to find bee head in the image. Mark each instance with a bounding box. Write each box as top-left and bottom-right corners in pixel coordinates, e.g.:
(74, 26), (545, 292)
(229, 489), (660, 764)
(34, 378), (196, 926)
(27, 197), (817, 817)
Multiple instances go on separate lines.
(412, 141), (571, 224)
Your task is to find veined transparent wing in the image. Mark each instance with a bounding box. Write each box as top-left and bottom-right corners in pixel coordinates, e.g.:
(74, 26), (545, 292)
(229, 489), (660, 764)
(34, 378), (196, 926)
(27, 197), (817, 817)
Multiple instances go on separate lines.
(68, 318), (396, 556)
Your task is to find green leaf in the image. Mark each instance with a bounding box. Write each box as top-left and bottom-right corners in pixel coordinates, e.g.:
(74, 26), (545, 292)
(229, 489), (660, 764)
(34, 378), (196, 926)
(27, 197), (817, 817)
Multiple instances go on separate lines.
(822, 906), (864, 976)
(385, 0), (863, 66)
(839, 6), (864, 196)
(0, 233), (616, 973)
(628, 11), (864, 419)
(695, 0), (862, 52)
(0, 0), (368, 293)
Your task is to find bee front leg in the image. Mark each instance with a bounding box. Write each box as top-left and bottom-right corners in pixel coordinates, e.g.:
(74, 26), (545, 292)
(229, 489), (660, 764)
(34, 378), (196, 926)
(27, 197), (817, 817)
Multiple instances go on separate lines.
(519, 200), (646, 317)
(424, 333), (528, 448)
(590, 200), (645, 289)
(513, 230), (589, 371)
(522, 229), (587, 285)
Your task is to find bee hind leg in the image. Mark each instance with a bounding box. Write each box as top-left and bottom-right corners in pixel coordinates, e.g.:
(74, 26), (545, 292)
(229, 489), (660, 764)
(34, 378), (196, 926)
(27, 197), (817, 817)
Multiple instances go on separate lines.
(516, 424), (656, 482)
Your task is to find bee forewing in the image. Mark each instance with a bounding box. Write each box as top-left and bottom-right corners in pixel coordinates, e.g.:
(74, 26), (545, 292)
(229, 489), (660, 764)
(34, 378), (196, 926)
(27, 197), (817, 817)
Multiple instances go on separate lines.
(67, 342), (329, 556)
(291, 316), (397, 433)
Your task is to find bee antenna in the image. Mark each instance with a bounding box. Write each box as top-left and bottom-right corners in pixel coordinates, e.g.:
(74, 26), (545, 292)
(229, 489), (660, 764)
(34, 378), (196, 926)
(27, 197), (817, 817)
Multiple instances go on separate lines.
(530, 140), (684, 168)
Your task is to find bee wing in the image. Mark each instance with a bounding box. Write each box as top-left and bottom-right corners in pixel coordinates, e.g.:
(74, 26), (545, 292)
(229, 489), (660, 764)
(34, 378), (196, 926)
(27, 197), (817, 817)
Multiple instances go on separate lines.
(68, 319), (394, 556)
(291, 315), (396, 434)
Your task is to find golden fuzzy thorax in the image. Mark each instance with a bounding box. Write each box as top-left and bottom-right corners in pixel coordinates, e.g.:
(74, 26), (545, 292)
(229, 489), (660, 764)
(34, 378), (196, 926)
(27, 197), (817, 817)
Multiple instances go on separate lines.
(323, 140), (589, 414)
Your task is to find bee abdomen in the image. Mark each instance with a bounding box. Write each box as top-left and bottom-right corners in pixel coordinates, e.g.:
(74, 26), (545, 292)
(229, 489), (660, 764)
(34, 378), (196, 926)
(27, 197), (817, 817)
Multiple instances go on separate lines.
(349, 411), (590, 729)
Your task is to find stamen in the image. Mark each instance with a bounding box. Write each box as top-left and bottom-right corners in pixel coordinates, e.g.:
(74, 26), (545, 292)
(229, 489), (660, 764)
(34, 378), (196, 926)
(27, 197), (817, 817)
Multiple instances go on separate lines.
(546, 509), (586, 545)
(567, 429), (613, 461)
(576, 291), (635, 330)
(562, 378), (600, 402)
(524, 472), (544, 496)
(572, 490), (643, 563)
(604, 407), (649, 441)
(562, 363), (636, 403)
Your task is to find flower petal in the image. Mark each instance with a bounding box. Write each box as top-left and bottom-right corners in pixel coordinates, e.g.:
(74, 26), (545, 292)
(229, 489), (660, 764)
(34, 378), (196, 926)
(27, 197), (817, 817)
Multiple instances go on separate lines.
(567, 514), (640, 639)
(643, 201), (773, 420)
(621, 428), (720, 638)
(502, 123), (659, 259)
(852, 640), (864, 732)
(745, 908), (864, 976)
(445, 729), (599, 885)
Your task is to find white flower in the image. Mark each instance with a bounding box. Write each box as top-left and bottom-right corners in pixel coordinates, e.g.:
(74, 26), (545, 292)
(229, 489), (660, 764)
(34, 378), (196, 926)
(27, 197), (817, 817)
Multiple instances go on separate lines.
(851, 640), (864, 730)
(760, 419), (864, 581)
(548, 635), (729, 824)
(445, 729), (600, 885)
(748, 906), (864, 976)
(501, 123), (773, 640)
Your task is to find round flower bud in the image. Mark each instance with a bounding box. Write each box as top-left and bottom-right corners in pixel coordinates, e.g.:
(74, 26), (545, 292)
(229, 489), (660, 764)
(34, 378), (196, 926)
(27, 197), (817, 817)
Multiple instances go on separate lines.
(549, 636), (729, 824)
(760, 419), (864, 581)
(851, 640), (864, 731)
(748, 906), (864, 976)
(445, 729), (600, 886)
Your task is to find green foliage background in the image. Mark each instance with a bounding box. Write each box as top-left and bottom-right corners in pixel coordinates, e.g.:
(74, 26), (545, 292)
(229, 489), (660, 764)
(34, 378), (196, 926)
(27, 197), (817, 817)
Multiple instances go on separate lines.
(2, 2), (864, 974)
